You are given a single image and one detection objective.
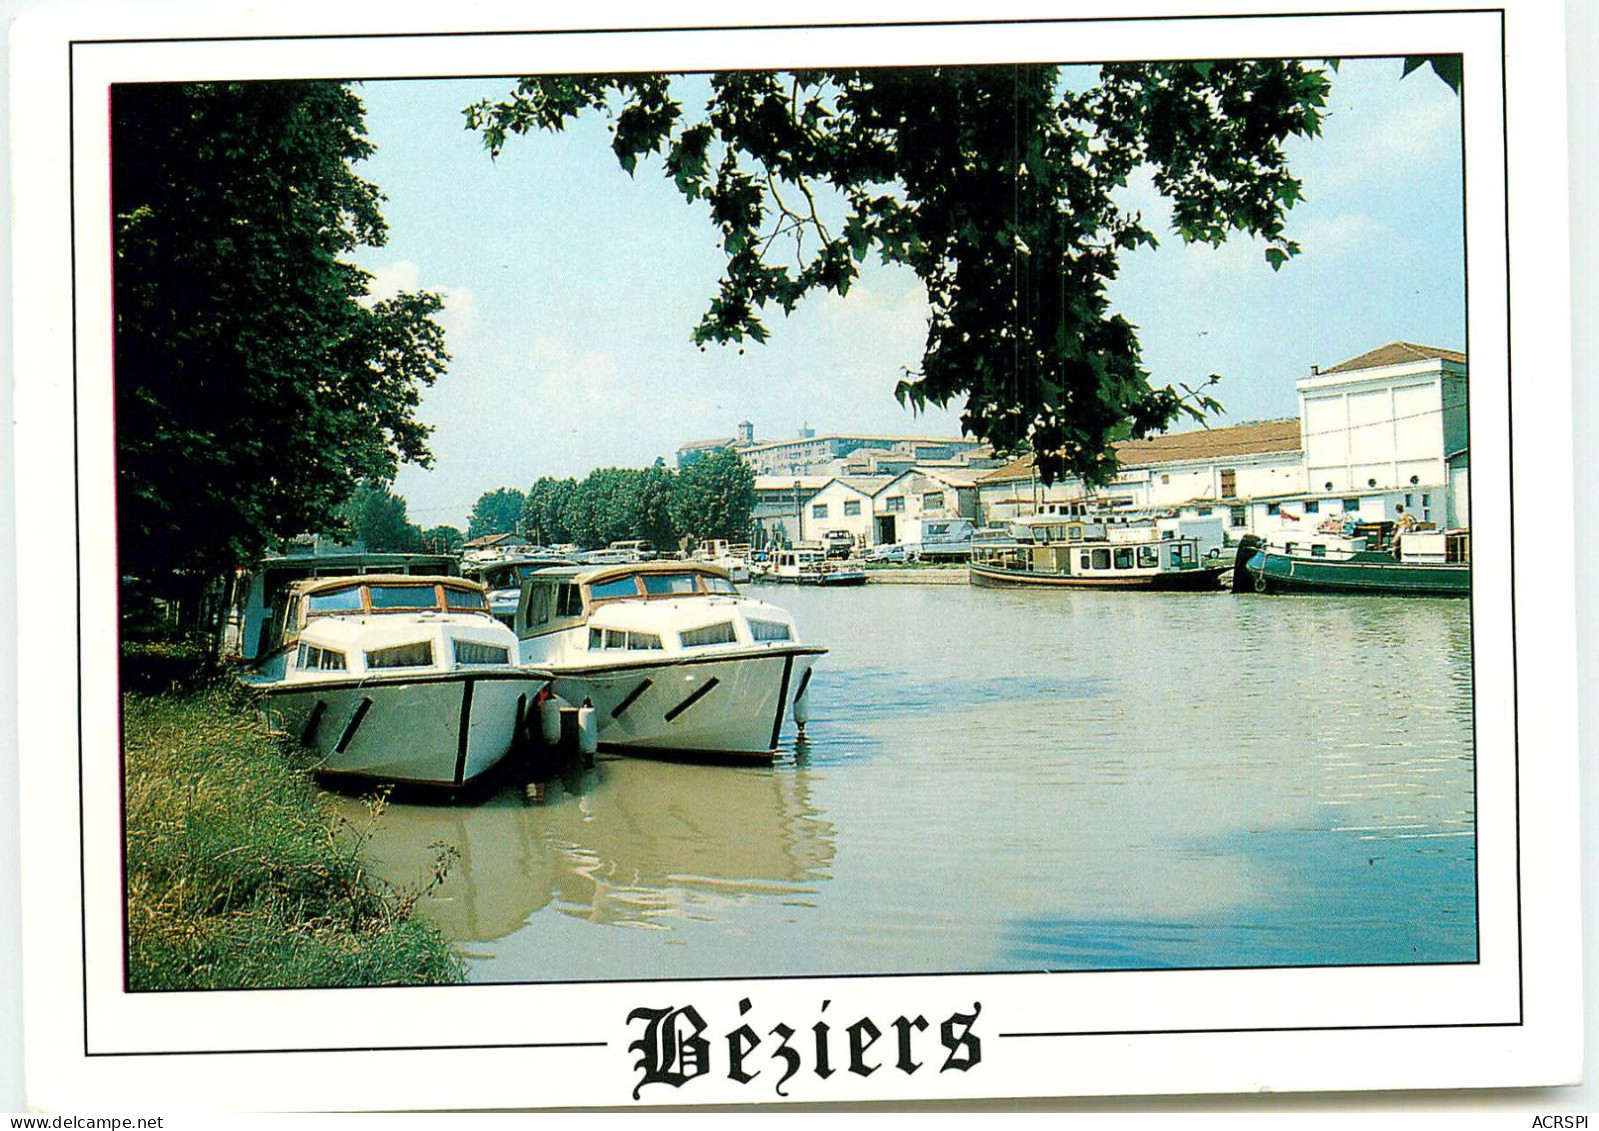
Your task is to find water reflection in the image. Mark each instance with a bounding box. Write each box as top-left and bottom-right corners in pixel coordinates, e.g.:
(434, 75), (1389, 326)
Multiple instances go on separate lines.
(331, 755), (836, 949)
(336, 585), (1475, 979)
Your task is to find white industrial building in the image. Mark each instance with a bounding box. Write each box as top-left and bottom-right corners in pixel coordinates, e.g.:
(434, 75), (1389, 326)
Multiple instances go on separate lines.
(975, 341), (1469, 539)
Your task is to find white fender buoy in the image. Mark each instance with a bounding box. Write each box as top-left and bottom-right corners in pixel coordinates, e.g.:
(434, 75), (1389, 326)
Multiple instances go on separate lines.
(576, 706), (598, 757)
(540, 698), (563, 745)
(793, 684), (810, 732)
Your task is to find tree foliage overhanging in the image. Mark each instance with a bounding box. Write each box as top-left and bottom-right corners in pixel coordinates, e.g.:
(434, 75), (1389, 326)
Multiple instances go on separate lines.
(466, 62), (1331, 486)
(113, 81), (449, 597)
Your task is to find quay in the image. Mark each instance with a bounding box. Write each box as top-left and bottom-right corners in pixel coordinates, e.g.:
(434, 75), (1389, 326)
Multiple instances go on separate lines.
(861, 567), (967, 585)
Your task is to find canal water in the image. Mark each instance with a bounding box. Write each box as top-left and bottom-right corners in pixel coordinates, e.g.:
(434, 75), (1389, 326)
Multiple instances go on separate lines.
(331, 582), (1477, 983)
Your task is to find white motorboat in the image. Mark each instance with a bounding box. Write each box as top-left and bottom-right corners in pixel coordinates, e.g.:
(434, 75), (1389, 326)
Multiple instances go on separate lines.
(242, 575), (550, 787)
(692, 538), (752, 582)
(512, 561), (825, 759)
(463, 554), (577, 628)
(768, 546), (867, 586)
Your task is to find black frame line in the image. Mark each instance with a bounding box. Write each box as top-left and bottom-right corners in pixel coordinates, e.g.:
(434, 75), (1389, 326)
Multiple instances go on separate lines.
(78, 5), (1520, 1068)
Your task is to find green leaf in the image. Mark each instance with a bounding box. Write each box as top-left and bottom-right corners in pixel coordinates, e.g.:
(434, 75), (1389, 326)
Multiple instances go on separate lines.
(1428, 57), (1463, 93)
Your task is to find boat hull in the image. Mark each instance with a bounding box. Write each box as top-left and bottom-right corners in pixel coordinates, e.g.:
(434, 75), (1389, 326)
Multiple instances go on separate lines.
(545, 647), (825, 760)
(256, 670), (547, 787)
(771, 571), (867, 586)
(1237, 548), (1470, 597)
(967, 560), (1227, 591)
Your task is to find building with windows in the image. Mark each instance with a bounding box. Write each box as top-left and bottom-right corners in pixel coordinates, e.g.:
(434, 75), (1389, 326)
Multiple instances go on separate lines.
(738, 431), (986, 477)
(974, 342), (1468, 540)
(675, 420), (758, 468)
(750, 475), (833, 548)
(1296, 341), (1467, 528)
(870, 467), (981, 546)
(977, 419), (1304, 538)
(802, 477), (891, 550)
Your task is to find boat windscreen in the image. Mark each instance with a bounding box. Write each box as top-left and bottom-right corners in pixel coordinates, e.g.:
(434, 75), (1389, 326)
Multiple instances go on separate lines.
(370, 584), (440, 610)
(589, 576), (641, 600)
(705, 576), (738, 594)
(443, 588), (488, 609)
(641, 572), (701, 595)
(306, 585), (363, 614)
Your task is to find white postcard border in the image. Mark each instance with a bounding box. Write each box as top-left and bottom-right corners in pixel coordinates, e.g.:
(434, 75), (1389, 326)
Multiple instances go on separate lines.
(13, 0), (1583, 1110)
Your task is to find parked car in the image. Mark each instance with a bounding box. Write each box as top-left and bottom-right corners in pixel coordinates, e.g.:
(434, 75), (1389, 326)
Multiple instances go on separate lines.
(822, 530), (856, 559)
(865, 542), (920, 564)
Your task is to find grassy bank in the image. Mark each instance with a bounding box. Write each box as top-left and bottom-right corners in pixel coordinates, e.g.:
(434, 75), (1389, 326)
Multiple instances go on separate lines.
(122, 666), (466, 991)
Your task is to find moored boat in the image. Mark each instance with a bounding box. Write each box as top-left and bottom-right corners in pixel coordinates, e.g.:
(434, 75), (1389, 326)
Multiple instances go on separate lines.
(1231, 528), (1470, 596)
(513, 561), (825, 759)
(217, 550), (461, 663)
(692, 538), (753, 582)
(768, 546), (868, 586)
(968, 513), (1227, 590)
(241, 574), (549, 787)
(463, 554), (577, 628)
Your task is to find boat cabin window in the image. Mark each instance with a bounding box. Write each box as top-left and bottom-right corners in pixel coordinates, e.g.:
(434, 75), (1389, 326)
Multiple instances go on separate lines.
(370, 585), (440, 610)
(296, 643), (347, 671)
(454, 640), (509, 666)
(704, 576), (738, 595)
(307, 585), (364, 614)
(1168, 544), (1195, 567)
(1090, 548), (1111, 570)
(1137, 546), (1158, 568)
(748, 619), (791, 642)
(1311, 544), (1328, 558)
(642, 572), (701, 596)
(526, 585), (554, 627)
(366, 641), (434, 669)
(588, 628), (664, 651)
(1114, 547), (1134, 569)
(680, 622), (736, 648)
(590, 576), (642, 601)
(557, 583), (584, 618)
(444, 588), (488, 610)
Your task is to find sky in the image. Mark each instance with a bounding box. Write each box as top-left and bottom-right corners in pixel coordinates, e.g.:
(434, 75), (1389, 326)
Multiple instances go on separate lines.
(348, 59), (1466, 531)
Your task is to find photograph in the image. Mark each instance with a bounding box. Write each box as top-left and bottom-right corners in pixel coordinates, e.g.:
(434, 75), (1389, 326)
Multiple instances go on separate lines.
(9, 1), (1585, 1112)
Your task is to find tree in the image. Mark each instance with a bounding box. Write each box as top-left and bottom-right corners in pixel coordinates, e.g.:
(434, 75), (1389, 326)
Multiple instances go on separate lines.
(522, 476), (577, 545)
(424, 525), (465, 554)
(467, 63), (1330, 485)
(466, 487), (527, 540)
(669, 449), (754, 545)
(633, 459), (678, 550)
(337, 484), (424, 552)
(114, 81), (448, 603)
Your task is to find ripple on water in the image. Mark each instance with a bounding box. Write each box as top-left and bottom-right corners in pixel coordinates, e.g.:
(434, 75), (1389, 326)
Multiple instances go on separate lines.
(336, 584), (1477, 982)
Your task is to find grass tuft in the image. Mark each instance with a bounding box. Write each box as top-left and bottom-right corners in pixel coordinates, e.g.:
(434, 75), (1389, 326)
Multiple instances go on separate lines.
(123, 679), (465, 990)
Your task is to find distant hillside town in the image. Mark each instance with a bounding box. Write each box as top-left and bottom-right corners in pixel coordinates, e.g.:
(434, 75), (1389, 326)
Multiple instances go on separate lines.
(691, 341), (1468, 553)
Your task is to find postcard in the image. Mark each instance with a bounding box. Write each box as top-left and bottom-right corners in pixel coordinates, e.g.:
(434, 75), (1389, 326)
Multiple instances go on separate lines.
(10, 0), (1585, 1111)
